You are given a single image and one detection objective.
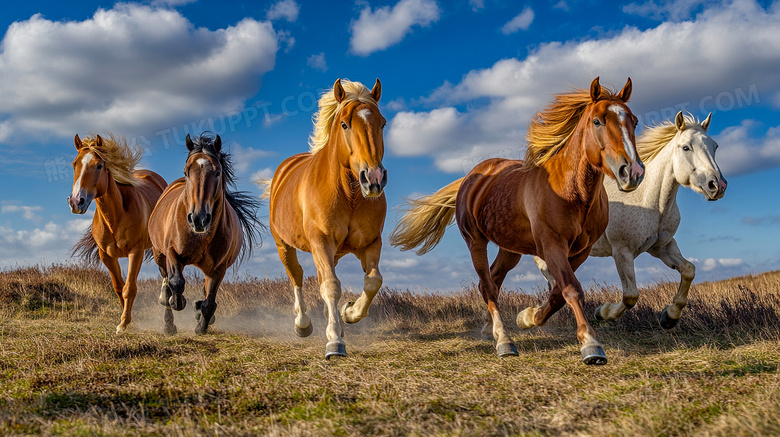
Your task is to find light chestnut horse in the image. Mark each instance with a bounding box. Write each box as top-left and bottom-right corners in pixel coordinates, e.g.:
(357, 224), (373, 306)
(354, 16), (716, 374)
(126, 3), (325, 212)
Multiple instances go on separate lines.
(535, 111), (727, 327)
(149, 133), (263, 335)
(391, 78), (644, 364)
(258, 79), (387, 359)
(69, 133), (167, 334)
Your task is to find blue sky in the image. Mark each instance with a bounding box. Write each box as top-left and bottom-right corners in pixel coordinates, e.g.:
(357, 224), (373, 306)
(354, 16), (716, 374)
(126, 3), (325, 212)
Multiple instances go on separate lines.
(0, 0), (778, 292)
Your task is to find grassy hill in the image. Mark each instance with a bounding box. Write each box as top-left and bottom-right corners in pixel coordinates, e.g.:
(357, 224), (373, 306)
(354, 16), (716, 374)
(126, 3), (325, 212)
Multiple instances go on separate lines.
(1, 265), (779, 435)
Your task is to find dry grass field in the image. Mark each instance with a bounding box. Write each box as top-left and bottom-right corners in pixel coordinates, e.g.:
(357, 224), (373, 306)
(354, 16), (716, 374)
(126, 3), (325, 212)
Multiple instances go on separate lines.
(1, 264), (780, 436)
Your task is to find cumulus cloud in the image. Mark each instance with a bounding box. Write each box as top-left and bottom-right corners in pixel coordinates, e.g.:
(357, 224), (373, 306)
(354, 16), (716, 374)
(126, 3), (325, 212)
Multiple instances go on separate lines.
(385, 0), (780, 173)
(349, 0), (440, 56)
(267, 0), (300, 22)
(0, 219), (91, 268)
(306, 52), (328, 72)
(0, 4), (279, 142)
(229, 143), (275, 175)
(469, 0), (485, 11)
(2, 205), (43, 221)
(713, 120), (780, 176)
(500, 7), (534, 34)
(742, 215), (780, 226)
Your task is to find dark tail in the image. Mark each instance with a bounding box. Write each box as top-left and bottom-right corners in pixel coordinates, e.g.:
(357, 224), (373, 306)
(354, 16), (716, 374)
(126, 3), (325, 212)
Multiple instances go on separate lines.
(225, 190), (266, 265)
(70, 225), (101, 266)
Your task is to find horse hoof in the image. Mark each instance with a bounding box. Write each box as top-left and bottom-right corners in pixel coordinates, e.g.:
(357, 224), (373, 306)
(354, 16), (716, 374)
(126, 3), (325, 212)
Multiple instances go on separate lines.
(496, 342), (519, 357)
(169, 294), (186, 311)
(341, 301), (359, 324)
(516, 307), (536, 330)
(581, 345), (608, 365)
(659, 306), (680, 329)
(325, 342), (347, 359)
(158, 281), (172, 307)
(594, 305), (605, 321)
(194, 312), (216, 326)
(294, 323), (313, 337)
(164, 324), (178, 336)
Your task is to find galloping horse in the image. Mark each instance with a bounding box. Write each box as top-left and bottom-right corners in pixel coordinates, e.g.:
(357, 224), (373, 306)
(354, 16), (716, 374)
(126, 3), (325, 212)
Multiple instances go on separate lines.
(535, 111), (727, 327)
(149, 133), (263, 335)
(391, 78), (644, 364)
(69, 133), (167, 334)
(258, 79), (387, 359)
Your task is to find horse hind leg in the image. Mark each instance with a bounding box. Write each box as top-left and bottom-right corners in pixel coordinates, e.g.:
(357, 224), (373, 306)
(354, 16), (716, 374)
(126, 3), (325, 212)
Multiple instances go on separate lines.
(342, 237), (383, 325)
(276, 241), (312, 337)
(116, 249), (144, 335)
(99, 250), (125, 310)
(595, 248), (639, 321)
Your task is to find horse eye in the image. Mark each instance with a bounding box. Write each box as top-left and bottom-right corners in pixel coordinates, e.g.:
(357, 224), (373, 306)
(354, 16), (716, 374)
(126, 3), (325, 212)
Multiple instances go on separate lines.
(682, 145), (691, 152)
(96, 164), (103, 170)
(593, 118), (602, 126)
(341, 121), (348, 130)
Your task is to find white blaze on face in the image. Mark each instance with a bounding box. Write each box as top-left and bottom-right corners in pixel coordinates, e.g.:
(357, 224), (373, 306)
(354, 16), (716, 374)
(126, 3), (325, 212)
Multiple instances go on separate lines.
(72, 152), (94, 198)
(609, 105), (636, 161)
(197, 158), (209, 167)
(357, 108), (372, 123)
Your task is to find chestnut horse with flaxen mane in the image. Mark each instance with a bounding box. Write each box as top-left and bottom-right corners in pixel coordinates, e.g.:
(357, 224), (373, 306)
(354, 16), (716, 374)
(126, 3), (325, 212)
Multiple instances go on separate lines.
(69, 133), (167, 334)
(390, 78), (644, 365)
(149, 133), (263, 336)
(257, 79), (387, 359)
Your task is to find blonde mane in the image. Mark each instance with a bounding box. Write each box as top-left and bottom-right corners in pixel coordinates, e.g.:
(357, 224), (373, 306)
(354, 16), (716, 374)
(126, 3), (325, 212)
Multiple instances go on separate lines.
(308, 80), (378, 154)
(81, 133), (142, 186)
(637, 114), (703, 163)
(525, 86), (620, 166)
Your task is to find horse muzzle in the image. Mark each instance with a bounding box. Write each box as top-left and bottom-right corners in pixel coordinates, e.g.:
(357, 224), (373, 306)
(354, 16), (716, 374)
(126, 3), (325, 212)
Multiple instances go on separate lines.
(67, 193), (92, 214)
(187, 210), (212, 234)
(359, 166), (387, 198)
(612, 158), (645, 192)
(703, 176), (728, 201)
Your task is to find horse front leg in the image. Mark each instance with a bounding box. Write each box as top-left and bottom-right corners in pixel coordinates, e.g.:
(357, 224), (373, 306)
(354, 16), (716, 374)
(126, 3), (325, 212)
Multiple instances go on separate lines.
(480, 248), (522, 341)
(165, 249), (187, 312)
(311, 236), (346, 359)
(116, 248), (144, 334)
(595, 247), (639, 321)
(98, 249), (125, 309)
(195, 269), (224, 335)
(650, 238), (694, 329)
(342, 237), (383, 324)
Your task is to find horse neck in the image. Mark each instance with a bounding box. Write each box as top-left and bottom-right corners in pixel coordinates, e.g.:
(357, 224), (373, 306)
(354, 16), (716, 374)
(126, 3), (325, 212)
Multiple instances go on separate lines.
(543, 128), (604, 204)
(94, 174), (124, 229)
(315, 136), (361, 201)
(638, 142), (680, 216)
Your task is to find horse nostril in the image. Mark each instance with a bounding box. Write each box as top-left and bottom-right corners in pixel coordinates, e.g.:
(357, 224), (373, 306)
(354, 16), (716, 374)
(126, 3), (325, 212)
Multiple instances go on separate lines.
(204, 213), (212, 225)
(78, 197), (85, 206)
(708, 180), (717, 191)
(359, 170), (369, 186)
(187, 213), (194, 225)
(618, 165), (629, 181)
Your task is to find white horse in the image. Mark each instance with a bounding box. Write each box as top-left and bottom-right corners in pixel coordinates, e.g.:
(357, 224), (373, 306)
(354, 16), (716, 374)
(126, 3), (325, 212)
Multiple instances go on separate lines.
(534, 111), (727, 329)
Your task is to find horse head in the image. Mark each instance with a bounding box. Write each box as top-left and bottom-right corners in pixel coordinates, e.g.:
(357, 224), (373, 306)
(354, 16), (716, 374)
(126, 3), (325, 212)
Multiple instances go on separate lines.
(671, 111), (727, 200)
(69, 134), (109, 214)
(184, 134), (224, 233)
(583, 77), (644, 192)
(332, 78), (387, 198)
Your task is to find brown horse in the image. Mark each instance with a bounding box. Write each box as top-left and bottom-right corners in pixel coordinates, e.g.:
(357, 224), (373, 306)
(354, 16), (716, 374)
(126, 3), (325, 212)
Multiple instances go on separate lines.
(148, 133), (263, 335)
(69, 133), (167, 334)
(257, 79), (386, 359)
(391, 77), (644, 364)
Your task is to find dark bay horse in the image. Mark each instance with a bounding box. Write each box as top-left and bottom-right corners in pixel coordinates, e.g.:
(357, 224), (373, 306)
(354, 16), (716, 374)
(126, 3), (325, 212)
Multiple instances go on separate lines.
(69, 133), (167, 334)
(391, 78), (644, 364)
(257, 79), (387, 359)
(148, 133), (263, 335)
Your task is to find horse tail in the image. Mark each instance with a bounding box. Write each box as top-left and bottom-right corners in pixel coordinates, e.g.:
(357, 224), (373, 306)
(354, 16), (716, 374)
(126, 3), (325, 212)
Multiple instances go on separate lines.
(70, 225), (101, 266)
(256, 176), (272, 201)
(389, 177), (463, 255)
(225, 190), (267, 265)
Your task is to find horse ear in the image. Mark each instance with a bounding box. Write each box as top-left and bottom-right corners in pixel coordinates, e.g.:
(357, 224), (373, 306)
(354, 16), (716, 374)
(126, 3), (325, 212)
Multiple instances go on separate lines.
(618, 77), (632, 102)
(371, 78), (381, 102)
(701, 112), (712, 132)
(214, 135), (222, 153)
(675, 111), (685, 131)
(334, 79), (346, 103)
(74, 134), (83, 151)
(590, 77), (601, 102)
(95, 135), (104, 149)
(186, 134), (194, 152)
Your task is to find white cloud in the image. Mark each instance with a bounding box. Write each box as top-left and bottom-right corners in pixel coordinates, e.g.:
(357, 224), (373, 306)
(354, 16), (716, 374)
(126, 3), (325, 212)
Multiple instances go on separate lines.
(0, 4), (279, 142)
(229, 143), (275, 175)
(624, 0), (720, 21)
(306, 52), (328, 72)
(251, 167), (275, 183)
(714, 120), (780, 176)
(150, 0), (196, 7)
(267, 0), (300, 22)
(469, 0), (485, 11)
(2, 205), (43, 221)
(700, 257), (745, 272)
(349, 0), (440, 56)
(386, 0), (780, 174)
(500, 7), (534, 34)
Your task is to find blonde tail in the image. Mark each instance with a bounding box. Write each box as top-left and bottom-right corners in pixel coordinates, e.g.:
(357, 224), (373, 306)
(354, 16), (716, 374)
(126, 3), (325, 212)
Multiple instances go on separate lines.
(389, 178), (464, 255)
(256, 176), (273, 201)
